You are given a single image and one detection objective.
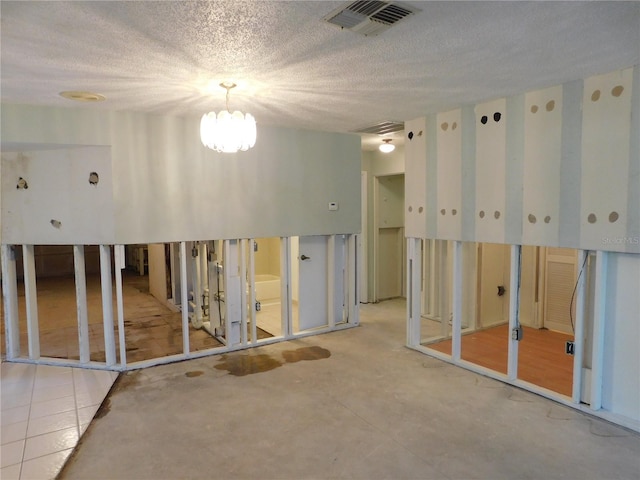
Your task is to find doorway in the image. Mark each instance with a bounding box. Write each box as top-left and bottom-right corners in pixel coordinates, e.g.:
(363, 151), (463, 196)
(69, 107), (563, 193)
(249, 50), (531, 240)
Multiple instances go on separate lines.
(374, 174), (405, 301)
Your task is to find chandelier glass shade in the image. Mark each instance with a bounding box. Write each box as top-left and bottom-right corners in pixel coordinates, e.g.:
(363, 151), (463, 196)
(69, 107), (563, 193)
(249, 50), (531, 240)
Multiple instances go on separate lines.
(200, 83), (257, 153)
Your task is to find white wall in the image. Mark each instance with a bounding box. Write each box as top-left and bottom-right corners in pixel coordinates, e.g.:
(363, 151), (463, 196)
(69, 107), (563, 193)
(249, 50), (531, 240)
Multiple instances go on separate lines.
(1, 146), (114, 244)
(1, 105), (361, 245)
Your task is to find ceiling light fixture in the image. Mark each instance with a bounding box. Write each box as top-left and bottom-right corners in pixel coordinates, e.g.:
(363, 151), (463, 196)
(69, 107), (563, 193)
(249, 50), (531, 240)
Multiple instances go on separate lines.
(200, 82), (256, 153)
(379, 138), (395, 153)
(59, 91), (105, 102)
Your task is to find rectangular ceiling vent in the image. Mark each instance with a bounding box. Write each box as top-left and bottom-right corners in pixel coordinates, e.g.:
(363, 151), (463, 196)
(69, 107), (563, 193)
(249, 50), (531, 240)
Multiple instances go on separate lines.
(352, 121), (405, 135)
(324, 1), (419, 36)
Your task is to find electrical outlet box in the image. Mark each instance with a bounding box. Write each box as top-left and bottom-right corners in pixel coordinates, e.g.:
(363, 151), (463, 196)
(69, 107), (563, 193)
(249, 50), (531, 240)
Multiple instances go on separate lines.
(565, 341), (575, 356)
(328, 202), (339, 211)
(511, 326), (523, 341)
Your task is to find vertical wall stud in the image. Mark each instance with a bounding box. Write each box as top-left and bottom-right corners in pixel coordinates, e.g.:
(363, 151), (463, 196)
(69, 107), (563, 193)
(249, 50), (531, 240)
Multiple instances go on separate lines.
(590, 250), (608, 410)
(99, 245), (116, 366)
(22, 245), (40, 360)
(438, 241), (449, 337)
(451, 241), (463, 361)
(180, 242), (190, 355)
(406, 238), (421, 346)
(249, 239), (257, 344)
(113, 245), (127, 367)
(73, 245), (90, 364)
(348, 234), (359, 325)
(280, 237), (292, 337)
(1, 245), (20, 359)
(239, 239), (248, 346)
(327, 235), (336, 329)
(507, 244), (522, 380)
(572, 249), (588, 403)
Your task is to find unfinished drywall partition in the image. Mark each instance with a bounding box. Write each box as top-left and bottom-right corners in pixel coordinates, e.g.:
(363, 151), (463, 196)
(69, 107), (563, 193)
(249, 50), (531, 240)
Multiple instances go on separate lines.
(436, 109), (462, 240)
(403, 65), (639, 254)
(523, 85), (563, 247)
(1, 146), (114, 245)
(475, 98), (506, 244)
(581, 69), (633, 251)
(0, 106), (361, 244)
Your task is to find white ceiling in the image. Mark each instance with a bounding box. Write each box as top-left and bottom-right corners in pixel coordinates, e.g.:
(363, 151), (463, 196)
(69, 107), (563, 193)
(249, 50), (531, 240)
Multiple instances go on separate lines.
(1, 1), (639, 151)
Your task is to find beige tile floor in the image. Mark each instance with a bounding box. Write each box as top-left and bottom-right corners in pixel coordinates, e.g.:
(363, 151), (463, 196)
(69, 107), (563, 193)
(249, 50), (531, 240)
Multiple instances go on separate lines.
(0, 362), (117, 480)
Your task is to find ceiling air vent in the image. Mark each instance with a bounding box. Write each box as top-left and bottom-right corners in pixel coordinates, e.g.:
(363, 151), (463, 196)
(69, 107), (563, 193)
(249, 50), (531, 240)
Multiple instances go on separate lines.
(352, 121), (405, 135)
(324, 1), (419, 36)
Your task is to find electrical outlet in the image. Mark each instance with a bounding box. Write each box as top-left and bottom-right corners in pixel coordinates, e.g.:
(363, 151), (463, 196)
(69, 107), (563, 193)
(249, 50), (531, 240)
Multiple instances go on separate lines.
(511, 326), (523, 341)
(565, 341), (575, 356)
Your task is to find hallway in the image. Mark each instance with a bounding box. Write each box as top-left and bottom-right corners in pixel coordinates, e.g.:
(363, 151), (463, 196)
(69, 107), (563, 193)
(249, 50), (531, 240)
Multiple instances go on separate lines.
(56, 298), (639, 480)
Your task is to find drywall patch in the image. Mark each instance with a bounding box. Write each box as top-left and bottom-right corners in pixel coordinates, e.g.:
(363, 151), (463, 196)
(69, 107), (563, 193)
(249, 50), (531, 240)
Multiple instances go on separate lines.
(408, 206), (413, 212)
(544, 216), (551, 224)
(452, 209), (457, 216)
(609, 211), (619, 223)
(50, 219), (62, 229)
(528, 214), (537, 224)
(441, 122), (449, 131)
(591, 90), (601, 101)
(89, 172), (99, 185)
(418, 206), (423, 213)
(16, 177), (28, 189)
(452, 122), (457, 130)
(546, 100), (555, 112)
(479, 210), (485, 219)
(531, 105), (539, 113)
(494, 210), (501, 219)
(588, 213), (597, 224)
(440, 209), (446, 215)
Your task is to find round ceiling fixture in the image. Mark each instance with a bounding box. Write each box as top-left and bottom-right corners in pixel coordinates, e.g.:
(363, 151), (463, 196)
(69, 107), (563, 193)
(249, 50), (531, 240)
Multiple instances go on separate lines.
(379, 138), (395, 153)
(59, 91), (106, 102)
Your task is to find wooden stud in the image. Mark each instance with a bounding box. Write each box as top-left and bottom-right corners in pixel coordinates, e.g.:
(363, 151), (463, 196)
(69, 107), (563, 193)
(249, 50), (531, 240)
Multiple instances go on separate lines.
(22, 245), (40, 360)
(590, 250), (608, 411)
(99, 245), (116, 366)
(73, 245), (90, 364)
(1, 245), (20, 359)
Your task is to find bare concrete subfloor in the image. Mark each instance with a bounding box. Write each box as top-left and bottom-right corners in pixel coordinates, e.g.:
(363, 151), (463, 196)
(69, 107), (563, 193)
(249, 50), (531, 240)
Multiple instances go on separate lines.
(60, 299), (640, 480)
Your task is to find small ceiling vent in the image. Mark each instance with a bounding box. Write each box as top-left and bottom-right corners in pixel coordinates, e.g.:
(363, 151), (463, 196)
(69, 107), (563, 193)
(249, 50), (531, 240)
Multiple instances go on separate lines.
(352, 121), (405, 135)
(324, 1), (419, 36)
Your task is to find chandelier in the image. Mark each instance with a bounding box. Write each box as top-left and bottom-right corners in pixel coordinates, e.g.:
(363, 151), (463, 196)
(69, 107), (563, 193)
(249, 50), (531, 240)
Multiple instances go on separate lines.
(200, 82), (257, 153)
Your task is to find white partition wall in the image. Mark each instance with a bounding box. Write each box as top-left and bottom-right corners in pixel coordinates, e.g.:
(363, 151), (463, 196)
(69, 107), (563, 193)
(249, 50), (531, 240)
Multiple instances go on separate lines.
(522, 86), (563, 247)
(580, 69), (634, 252)
(405, 65), (640, 432)
(436, 109), (462, 240)
(475, 98), (507, 244)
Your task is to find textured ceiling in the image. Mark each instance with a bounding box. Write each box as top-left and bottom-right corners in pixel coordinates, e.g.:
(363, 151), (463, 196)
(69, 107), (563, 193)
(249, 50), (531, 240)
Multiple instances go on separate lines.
(1, 1), (639, 150)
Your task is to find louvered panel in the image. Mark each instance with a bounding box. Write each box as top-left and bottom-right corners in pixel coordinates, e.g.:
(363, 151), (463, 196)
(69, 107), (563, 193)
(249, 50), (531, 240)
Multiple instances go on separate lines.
(349, 0), (387, 16)
(372, 4), (414, 24)
(548, 247), (574, 257)
(352, 121), (404, 135)
(544, 261), (575, 334)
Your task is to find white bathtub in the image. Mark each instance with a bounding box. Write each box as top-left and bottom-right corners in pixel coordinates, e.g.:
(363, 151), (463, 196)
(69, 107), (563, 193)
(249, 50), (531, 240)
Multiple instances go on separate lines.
(254, 274), (280, 302)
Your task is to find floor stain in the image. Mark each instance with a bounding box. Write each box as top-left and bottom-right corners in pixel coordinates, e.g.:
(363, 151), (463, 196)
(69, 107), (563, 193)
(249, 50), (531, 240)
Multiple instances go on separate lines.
(215, 354), (282, 376)
(93, 398), (111, 419)
(282, 346), (331, 363)
(185, 370), (204, 378)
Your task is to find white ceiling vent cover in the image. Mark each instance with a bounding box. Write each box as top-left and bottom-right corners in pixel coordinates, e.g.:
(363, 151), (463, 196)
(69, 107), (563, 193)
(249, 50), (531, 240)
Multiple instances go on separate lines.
(324, 1), (419, 36)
